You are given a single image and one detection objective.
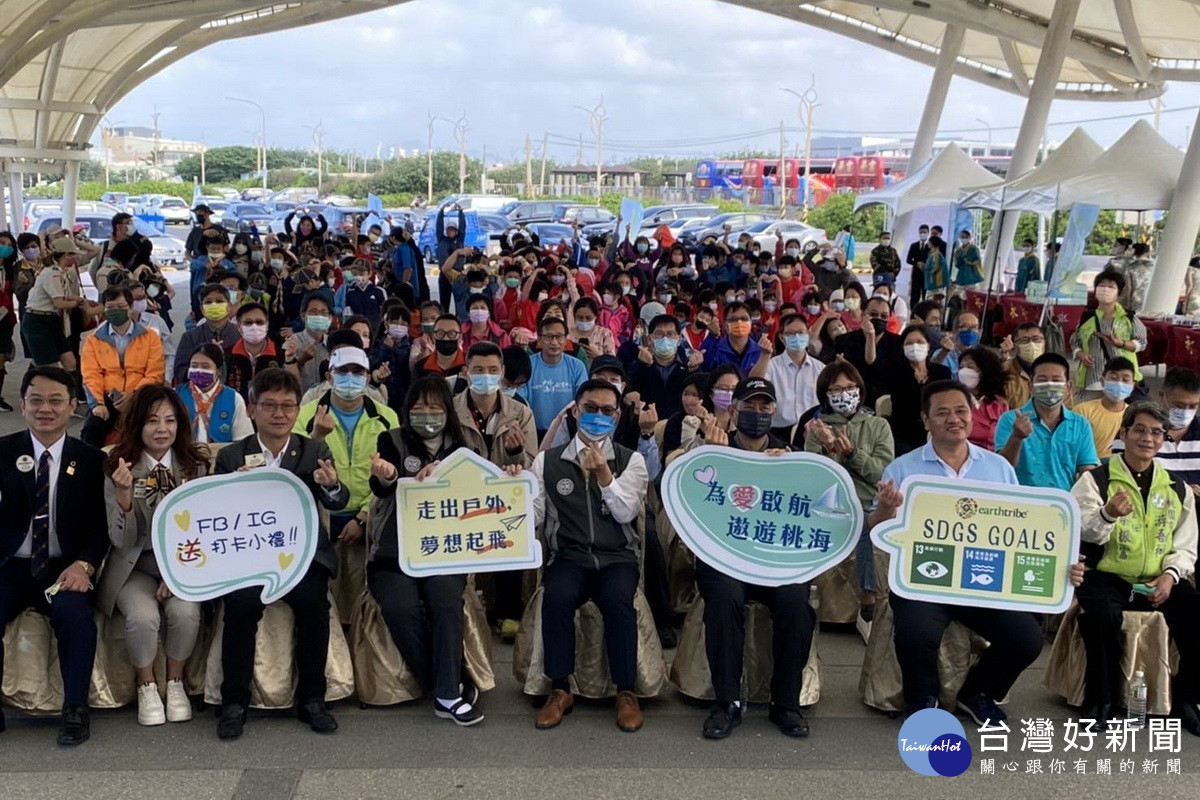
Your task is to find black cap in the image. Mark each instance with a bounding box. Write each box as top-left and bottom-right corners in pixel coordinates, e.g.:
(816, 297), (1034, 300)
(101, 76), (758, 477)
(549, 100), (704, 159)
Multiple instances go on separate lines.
(588, 355), (626, 380)
(194, 203), (212, 213)
(733, 377), (776, 402)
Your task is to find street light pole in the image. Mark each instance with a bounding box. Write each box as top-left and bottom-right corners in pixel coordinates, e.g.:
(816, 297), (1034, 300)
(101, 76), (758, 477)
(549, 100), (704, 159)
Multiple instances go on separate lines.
(304, 121), (324, 194)
(452, 112), (470, 195)
(783, 79), (819, 216)
(975, 117), (992, 160)
(227, 96), (267, 193)
(575, 97), (607, 200)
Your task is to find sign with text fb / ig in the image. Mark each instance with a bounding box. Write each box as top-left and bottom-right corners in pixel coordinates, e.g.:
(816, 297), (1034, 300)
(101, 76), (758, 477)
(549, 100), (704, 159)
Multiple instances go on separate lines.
(661, 446), (863, 587)
(395, 447), (542, 578)
(152, 470), (319, 604)
(872, 476), (1080, 614)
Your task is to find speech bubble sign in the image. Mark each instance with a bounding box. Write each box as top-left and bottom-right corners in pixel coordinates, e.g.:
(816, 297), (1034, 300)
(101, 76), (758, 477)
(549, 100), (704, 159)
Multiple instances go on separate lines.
(396, 447), (542, 577)
(661, 446), (863, 587)
(871, 476), (1081, 614)
(151, 470), (319, 604)
(620, 198), (644, 238)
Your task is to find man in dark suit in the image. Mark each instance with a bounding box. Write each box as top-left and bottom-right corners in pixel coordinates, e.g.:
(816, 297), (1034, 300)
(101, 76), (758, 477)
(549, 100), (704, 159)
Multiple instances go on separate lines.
(834, 296), (905, 405)
(213, 368), (350, 740)
(905, 224), (932, 309)
(0, 366), (107, 745)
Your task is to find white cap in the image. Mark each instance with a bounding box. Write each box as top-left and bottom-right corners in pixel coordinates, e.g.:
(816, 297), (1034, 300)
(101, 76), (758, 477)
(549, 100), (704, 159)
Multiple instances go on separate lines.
(329, 346), (369, 370)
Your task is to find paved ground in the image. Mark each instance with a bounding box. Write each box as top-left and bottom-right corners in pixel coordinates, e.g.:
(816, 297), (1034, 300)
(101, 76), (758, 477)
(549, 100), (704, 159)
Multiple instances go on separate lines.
(0, 250), (1194, 796)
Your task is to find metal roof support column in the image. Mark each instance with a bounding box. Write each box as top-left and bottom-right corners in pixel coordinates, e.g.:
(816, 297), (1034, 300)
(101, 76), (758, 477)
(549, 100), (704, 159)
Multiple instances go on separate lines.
(0, 162), (7, 231)
(61, 159), (80, 229)
(907, 24), (964, 175)
(983, 0), (1082, 289)
(7, 170), (24, 235)
(1143, 108), (1200, 315)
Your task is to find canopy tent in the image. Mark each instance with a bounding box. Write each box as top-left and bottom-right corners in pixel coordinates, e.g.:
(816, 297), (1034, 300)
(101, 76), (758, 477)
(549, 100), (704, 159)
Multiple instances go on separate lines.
(852, 144), (1002, 216)
(1001, 119), (1184, 212)
(958, 127), (1105, 214)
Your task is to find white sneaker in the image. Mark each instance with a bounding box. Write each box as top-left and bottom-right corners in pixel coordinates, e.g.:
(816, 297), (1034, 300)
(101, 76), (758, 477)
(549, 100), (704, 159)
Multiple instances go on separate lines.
(166, 678), (192, 723)
(137, 683), (166, 726)
(856, 609), (874, 645)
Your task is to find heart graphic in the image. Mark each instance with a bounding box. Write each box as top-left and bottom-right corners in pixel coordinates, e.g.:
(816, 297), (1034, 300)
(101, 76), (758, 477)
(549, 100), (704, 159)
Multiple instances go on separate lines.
(278, 552), (295, 570)
(692, 466), (717, 485)
(173, 510), (190, 531)
(728, 484), (761, 511)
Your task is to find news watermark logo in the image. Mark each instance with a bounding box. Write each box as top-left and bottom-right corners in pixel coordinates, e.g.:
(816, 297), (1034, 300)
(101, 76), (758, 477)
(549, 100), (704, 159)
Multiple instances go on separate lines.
(897, 708), (973, 777)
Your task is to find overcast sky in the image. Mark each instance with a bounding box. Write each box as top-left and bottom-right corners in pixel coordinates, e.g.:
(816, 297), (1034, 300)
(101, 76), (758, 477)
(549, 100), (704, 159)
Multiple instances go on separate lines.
(105, 0), (1200, 164)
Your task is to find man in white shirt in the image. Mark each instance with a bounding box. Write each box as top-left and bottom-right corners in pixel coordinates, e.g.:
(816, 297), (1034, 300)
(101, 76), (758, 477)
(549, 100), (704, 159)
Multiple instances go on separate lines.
(765, 313), (823, 439)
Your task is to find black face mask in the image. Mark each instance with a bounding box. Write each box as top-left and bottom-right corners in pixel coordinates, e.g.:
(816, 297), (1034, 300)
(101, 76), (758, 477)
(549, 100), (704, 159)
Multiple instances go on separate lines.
(869, 317), (887, 335)
(735, 409), (773, 439)
(435, 339), (460, 356)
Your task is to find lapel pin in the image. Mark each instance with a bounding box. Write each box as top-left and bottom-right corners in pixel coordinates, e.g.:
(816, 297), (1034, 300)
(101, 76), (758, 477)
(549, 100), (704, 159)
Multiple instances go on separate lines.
(16, 454), (34, 473)
(66, 461), (76, 476)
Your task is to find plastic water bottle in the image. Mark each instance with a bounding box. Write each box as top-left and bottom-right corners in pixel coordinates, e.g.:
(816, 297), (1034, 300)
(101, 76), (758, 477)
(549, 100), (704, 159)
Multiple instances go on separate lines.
(1128, 670), (1147, 730)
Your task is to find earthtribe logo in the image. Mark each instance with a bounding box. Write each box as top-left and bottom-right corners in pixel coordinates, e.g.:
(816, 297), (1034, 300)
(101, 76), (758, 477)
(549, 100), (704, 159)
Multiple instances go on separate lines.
(955, 498), (978, 519)
(897, 708), (973, 777)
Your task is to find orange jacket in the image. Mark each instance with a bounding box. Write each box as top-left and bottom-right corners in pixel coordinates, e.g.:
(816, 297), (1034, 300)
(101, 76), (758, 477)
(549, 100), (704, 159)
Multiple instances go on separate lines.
(80, 321), (165, 406)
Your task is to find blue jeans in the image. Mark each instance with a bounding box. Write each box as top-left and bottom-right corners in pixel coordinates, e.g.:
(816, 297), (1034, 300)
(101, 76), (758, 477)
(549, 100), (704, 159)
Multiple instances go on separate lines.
(856, 518), (876, 596)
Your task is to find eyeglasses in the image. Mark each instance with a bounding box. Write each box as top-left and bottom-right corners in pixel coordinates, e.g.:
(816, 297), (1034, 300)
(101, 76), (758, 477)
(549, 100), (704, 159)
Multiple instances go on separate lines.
(1016, 336), (1045, 344)
(541, 333), (566, 342)
(332, 366), (368, 376)
(25, 395), (70, 409)
(433, 331), (461, 341)
(1128, 425), (1167, 439)
(256, 401), (300, 414)
(580, 403), (618, 416)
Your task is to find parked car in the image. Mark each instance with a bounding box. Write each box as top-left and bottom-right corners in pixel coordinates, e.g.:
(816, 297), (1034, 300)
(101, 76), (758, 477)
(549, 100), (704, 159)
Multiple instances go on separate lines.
(639, 204), (719, 227)
(222, 202), (275, 233)
(677, 212), (772, 246)
(498, 200), (561, 224)
(21, 199), (118, 231)
(203, 200), (230, 225)
(28, 213), (188, 266)
(555, 204), (615, 226)
(211, 187), (240, 200)
(734, 219), (827, 251)
(239, 188), (269, 201)
(417, 209), (487, 262)
(150, 196), (191, 225)
(269, 187), (319, 204)
(436, 194), (518, 214)
(99, 192), (130, 212)
(524, 222), (575, 249)
(476, 213), (512, 251)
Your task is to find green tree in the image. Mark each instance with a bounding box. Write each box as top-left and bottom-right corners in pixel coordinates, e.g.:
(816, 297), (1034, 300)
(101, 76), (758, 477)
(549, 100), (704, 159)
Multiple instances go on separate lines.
(365, 151), (482, 198)
(805, 193), (886, 240)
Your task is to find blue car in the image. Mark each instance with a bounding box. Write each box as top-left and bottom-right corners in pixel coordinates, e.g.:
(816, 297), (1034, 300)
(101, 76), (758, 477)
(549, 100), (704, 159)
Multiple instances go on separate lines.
(417, 209), (487, 262)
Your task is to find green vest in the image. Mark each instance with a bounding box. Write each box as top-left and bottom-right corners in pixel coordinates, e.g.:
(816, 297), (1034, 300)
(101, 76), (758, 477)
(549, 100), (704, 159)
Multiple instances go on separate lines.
(1075, 306), (1142, 388)
(1095, 457), (1183, 583)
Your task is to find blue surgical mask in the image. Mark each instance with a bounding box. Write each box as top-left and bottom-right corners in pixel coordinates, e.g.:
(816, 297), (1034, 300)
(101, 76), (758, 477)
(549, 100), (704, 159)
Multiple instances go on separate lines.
(0, 245), (12, 259)
(652, 337), (678, 358)
(636, 243), (649, 254)
(470, 373), (501, 395)
(578, 411), (617, 440)
(331, 372), (368, 400)
(306, 314), (332, 333)
(784, 333), (810, 353)
(1102, 381), (1133, 402)
(500, 386), (519, 397)
(957, 329), (980, 347)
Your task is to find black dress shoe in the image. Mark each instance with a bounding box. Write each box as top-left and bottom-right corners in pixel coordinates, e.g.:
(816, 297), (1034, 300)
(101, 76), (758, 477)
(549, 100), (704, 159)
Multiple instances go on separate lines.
(657, 626), (679, 650)
(298, 701), (338, 734)
(768, 704), (810, 738)
(702, 702), (743, 740)
(1175, 702), (1200, 737)
(0, 705), (6, 732)
(57, 705), (90, 746)
(461, 680), (479, 708)
(217, 703), (247, 740)
(1081, 700), (1113, 725)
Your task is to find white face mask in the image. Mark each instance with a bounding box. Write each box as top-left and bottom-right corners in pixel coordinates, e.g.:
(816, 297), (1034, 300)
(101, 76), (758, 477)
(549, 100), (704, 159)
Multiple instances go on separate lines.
(957, 366), (981, 390)
(903, 342), (929, 362)
(1169, 407), (1197, 430)
(1094, 285), (1118, 304)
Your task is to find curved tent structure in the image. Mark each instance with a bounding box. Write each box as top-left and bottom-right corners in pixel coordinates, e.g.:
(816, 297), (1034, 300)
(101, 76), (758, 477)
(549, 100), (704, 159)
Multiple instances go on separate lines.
(853, 144), (1001, 216)
(958, 127), (1105, 213)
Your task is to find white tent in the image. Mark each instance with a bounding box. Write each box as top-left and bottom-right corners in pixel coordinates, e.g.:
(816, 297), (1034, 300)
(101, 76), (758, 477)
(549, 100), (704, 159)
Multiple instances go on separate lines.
(958, 128), (1105, 214)
(853, 144), (1001, 216)
(1006, 120), (1184, 212)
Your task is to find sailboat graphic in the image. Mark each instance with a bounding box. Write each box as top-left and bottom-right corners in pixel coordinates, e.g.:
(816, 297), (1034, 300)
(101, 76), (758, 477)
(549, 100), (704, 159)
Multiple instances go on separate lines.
(811, 484), (853, 521)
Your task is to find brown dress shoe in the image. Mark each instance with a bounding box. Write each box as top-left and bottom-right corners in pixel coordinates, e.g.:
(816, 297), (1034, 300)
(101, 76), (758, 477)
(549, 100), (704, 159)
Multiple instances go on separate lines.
(615, 690), (643, 732)
(535, 689), (574, 729)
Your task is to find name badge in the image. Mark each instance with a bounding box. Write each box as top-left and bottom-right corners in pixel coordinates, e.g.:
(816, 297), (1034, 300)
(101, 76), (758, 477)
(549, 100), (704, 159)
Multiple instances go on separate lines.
(133, 478), (149, 499)
(16, 455), (34, 473)
(244, 453), (267, 469)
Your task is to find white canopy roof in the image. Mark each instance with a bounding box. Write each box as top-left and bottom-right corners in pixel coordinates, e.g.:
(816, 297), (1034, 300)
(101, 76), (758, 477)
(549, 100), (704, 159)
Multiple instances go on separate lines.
(1002, 119), (1184, 212)
(958, 128), (1105, 213)
(853, 144), (1002, 216)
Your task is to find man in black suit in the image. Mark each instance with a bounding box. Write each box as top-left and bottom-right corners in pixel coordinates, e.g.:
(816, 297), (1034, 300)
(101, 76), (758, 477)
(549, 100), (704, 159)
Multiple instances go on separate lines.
(905, 224), (932, 309)
(833, 296), (906, 405)
(0, 366), (107, 745)
(213, 368), (350, 740)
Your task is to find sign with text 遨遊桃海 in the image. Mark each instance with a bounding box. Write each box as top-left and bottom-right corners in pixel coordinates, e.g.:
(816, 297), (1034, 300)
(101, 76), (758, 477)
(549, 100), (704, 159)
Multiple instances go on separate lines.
(395, 447), (542, 578)
(871, 476), (1080, 614)
(661, 446), (863, 587)
(152, 470), (319, 604)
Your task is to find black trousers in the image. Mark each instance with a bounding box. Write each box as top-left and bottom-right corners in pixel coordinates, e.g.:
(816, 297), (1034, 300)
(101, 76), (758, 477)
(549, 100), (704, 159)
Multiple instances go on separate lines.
(541, 559), (639, 690)
(490, 570), (526, 622)
(80, 400), (118, 448)
(1076, 569), (1200, 706)
(0, 557), (96, 706)
(696, 561), (814, 711)
(910, 265), (925, 308)
(220, 563), (331, 708)
(642, 504), (673, 630)
(368, 562), (466, 700)
(890, 593), (1042, 712)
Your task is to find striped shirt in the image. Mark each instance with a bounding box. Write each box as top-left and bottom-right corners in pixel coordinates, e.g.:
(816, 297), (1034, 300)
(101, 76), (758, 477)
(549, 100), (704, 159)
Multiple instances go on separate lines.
(1111, 417), (1200, 488)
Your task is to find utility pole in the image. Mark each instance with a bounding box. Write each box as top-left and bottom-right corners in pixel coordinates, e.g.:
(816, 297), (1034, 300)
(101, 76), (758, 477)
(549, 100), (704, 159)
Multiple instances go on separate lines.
(576, 133), (583, 166)
(150, 106), (161, 172)
(575, 97), (607, 199)
(481, 145), (488, 193)
(525, 134), (533, 196)
(453, 112), (469, 195)
(426, 112), (437, 202)
(778, 120), (786, 213)
(539, 131), (549, 196)
(200, 132), (206, 186)
(782, 78), (819, 217)
(304, 121), (324, 193)
(228, 97), (267, 193)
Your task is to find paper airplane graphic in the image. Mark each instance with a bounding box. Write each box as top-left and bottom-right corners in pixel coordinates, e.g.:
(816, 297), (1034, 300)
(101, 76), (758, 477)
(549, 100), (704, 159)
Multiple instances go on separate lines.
(500, 514), (527, 532)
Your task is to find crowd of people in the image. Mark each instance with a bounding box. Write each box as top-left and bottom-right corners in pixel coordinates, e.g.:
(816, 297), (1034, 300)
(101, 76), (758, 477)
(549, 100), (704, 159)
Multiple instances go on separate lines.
(0, 205), (1196, 749)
